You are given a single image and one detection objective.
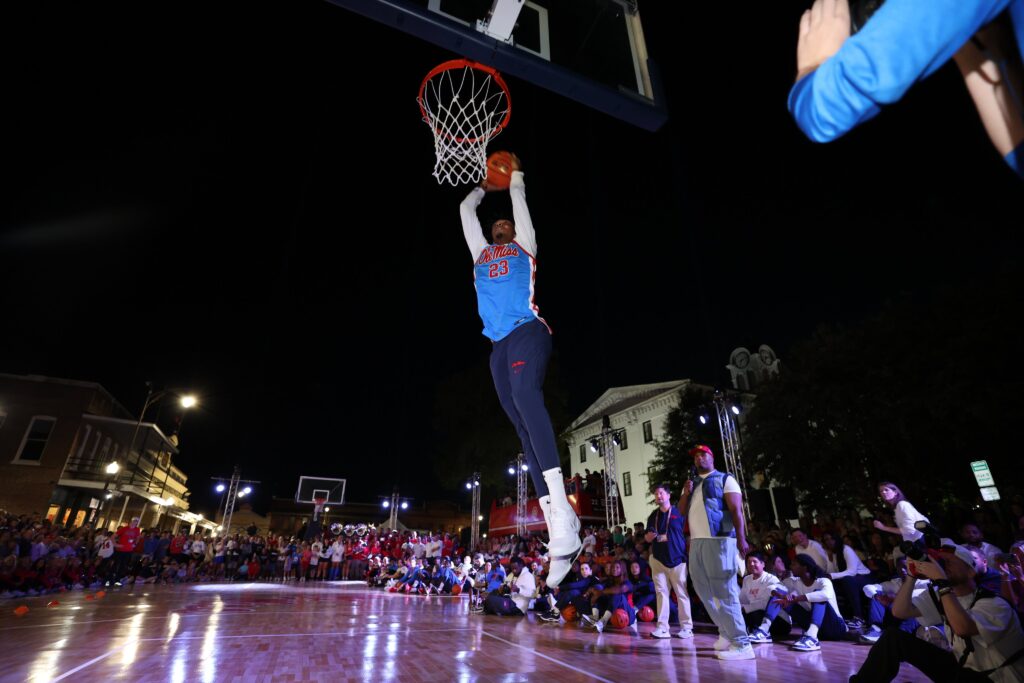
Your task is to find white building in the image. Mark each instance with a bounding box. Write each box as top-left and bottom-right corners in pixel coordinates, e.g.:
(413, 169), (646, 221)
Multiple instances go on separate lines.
(563, 379), (711, 527)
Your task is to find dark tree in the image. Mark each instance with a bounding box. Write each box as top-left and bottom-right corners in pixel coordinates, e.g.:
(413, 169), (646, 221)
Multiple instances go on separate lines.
(744, 271), (1022, 517)
(645, 384), (721, 502)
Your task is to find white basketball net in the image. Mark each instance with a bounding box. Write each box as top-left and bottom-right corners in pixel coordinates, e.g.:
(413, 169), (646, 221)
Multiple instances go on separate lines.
(419, 62), (511, 186)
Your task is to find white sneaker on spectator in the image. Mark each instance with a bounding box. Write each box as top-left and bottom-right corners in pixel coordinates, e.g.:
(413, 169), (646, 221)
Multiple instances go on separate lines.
(594, 620), (604, 633)
(651, 627), (672, 639)
(580, 614), (598, 629)
(676, 629), (694, 639)
(714, 636), (731, 651)
(790, 635), (820, 652)
(859, 625), (883, 644)
(716, 644), (756, 661)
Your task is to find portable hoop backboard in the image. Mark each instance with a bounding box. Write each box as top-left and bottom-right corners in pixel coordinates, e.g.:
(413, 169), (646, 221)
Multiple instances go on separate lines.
(325, 0), (666, 131)
(295, 476), (346, 506)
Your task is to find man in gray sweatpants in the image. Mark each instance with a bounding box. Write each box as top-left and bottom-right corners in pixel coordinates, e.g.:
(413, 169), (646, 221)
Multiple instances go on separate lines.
(680, 444), (754, 661)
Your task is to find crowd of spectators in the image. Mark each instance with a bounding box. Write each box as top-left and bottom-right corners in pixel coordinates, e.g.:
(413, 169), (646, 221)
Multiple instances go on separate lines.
(6, 478), (1024, 678)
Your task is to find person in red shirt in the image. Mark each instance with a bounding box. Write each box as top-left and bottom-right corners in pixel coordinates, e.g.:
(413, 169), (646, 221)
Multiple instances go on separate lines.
(112, 517), (142, 583)
(442, 534), (454, 559)
(169, 532), (187, 562)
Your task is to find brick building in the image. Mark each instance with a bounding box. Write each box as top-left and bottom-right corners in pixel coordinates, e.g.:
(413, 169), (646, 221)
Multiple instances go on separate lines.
(0, 374), (208, 533)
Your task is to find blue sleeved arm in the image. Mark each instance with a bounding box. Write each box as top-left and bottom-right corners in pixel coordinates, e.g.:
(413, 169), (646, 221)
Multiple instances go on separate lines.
(789, 0), (1012, 142)
(1007, 141), (1024, 177)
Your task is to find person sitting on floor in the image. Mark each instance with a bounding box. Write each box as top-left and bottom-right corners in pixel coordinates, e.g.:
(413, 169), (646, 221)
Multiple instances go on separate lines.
(749, 553), (848, 651)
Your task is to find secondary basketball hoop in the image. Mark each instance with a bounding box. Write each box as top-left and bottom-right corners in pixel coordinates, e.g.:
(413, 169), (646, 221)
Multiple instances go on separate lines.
(418, 59), (512, 186)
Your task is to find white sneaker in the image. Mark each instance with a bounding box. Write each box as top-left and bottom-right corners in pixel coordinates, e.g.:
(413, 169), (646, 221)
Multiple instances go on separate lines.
(714, 636), (730, 651)
(546, 546), (583, 588)
(676, 629), (694, 639)
(542, 469), (582, 557)
(716, 644), (756, 660)
(546, 506), (581, 557)
(651, 627), (672, 639)
(594, 619), (605, 633)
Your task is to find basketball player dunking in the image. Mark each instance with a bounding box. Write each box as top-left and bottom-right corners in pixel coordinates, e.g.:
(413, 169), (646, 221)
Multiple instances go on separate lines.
(459, 153), (581, 587)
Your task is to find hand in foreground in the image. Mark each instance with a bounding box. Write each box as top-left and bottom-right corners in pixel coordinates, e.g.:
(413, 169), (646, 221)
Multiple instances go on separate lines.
(797, 0), (851, 81)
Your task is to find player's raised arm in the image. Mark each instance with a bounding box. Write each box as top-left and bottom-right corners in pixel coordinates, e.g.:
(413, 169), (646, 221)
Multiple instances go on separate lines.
(460, 184), (489, 259)
(507, 155), (536, 256)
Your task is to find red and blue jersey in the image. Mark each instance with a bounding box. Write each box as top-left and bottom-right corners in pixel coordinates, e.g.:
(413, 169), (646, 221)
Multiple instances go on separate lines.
(460, 172), (549, 341)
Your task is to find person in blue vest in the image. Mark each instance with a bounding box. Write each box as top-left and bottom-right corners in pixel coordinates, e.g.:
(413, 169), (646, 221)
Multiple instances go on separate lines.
(645, 482), (695, 639)
(680, 444), (754, 660)
(460, 154), (581, 586)
(790, 0), (1024, 178)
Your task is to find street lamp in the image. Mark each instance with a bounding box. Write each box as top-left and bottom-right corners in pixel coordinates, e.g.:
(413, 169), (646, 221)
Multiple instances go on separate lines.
(96, 460), (120, 531)
(117, 384), (198, 528)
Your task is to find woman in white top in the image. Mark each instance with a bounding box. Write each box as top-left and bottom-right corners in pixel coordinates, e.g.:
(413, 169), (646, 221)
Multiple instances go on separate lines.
(822, 532), (873, 623)
(874, 482), (929, 542)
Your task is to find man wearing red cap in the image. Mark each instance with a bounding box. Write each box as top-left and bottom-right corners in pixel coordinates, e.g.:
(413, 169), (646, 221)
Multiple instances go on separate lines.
(680, 444), (753, 660)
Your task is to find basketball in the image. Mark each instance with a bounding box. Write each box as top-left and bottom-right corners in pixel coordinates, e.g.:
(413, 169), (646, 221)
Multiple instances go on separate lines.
(13, 606), (29, 617)
(485, 150), (515, 190)
(561, 605), (577, 621)
(451, 584), (462, 595)
(610, 608), (630, 629)
(638, 606), (655, 622)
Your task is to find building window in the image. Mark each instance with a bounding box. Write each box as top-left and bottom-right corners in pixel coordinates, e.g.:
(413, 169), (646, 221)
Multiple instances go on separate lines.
(579, 444), (586, 463)
(13, 416), (57, 464)
(616, 430), (628, 450)
(623, 472), (632, 497)
(643, 420), (653, 443)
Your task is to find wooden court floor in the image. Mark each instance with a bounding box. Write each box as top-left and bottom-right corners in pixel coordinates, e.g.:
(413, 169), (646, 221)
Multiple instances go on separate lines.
(0, 581), (933, 682)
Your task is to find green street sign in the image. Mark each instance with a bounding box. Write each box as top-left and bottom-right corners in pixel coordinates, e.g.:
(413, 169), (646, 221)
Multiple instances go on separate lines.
(970, 460), (994, 488)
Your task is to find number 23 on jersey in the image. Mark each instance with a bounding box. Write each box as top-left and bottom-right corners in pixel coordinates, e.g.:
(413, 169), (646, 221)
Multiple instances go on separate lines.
(488, 260), (509, 278)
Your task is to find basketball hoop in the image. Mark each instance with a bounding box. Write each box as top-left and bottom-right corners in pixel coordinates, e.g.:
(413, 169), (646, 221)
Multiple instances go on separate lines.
(418, 59), (512, 186)
(313, 496), (326, 522)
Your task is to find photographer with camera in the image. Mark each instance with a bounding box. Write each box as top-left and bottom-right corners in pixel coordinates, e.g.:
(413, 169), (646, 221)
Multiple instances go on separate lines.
(791, 0), (1024, 178)
(851, 537), (1024, 682)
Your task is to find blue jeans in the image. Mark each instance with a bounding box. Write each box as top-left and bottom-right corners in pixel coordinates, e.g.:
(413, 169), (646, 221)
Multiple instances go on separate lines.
(765, 600), (847, 640)
(688, 537), (748, 646)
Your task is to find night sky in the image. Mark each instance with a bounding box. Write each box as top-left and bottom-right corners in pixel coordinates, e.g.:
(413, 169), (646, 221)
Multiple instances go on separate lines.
(3, 1), (1022, 516)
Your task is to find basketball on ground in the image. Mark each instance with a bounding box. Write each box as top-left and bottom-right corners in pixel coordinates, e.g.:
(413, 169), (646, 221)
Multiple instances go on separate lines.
(485, 150), (515, 190)
(638, 605), (655, 622)
(610, 608), (630, 629)
(561, 604), (577, 621)
(451, 584), (462, 595)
